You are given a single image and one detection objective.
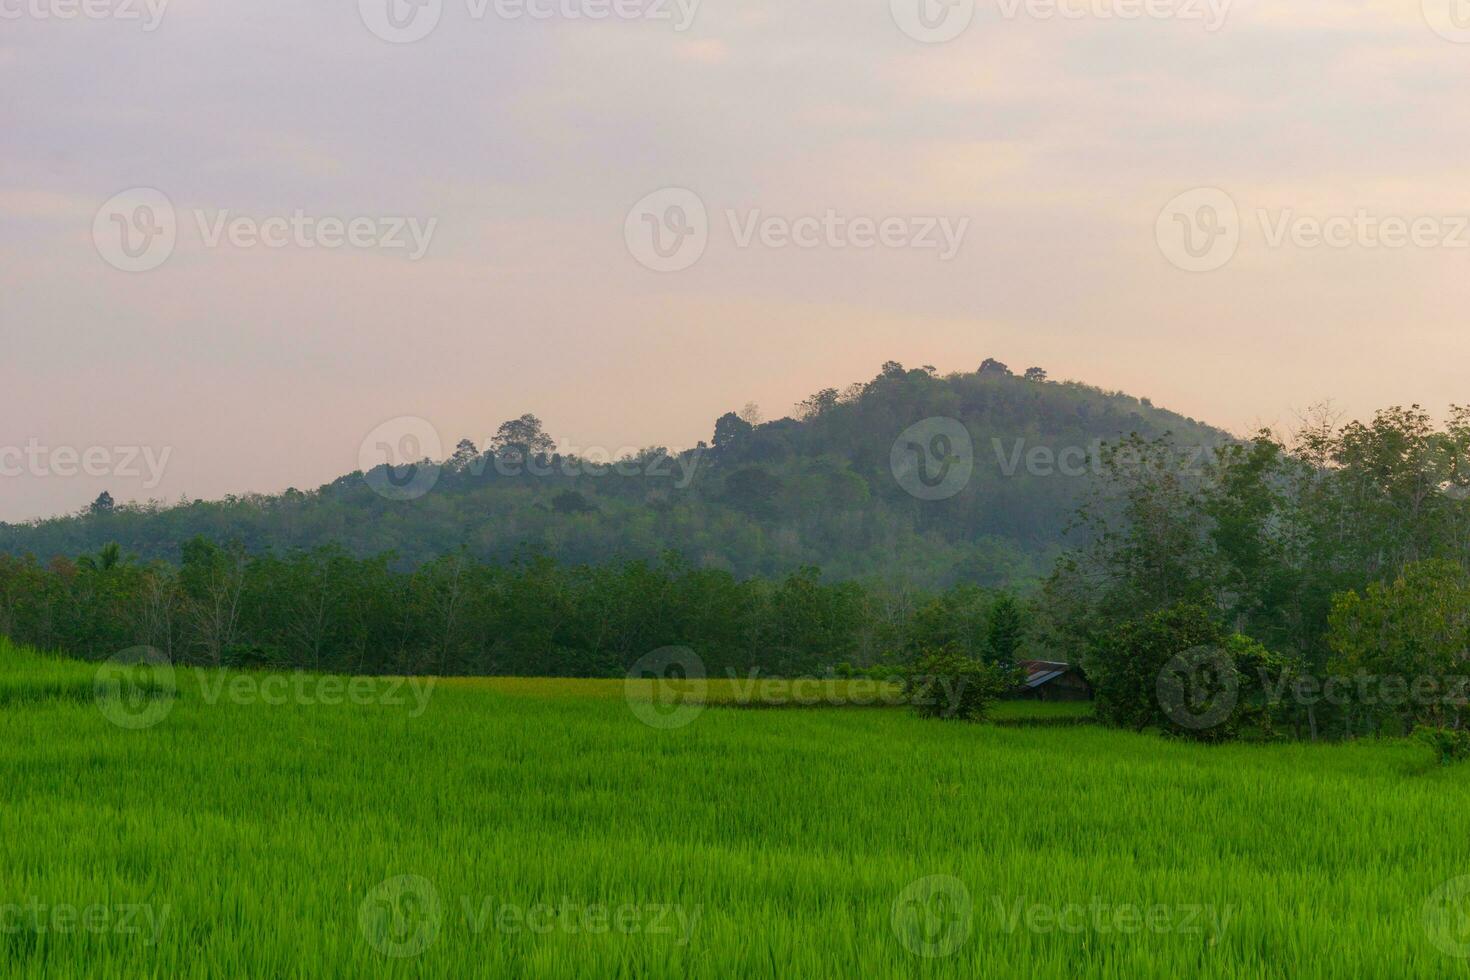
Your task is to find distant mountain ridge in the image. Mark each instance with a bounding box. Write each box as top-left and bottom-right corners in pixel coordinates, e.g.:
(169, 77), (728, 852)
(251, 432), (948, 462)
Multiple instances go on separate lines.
(0, 361), (1232, 588)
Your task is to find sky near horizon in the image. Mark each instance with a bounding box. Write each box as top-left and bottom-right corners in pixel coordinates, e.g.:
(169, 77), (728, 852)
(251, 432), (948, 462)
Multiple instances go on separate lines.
(4, 0), (1470, 522)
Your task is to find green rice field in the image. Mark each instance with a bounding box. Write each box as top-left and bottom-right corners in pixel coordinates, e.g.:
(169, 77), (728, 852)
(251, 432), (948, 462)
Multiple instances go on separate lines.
(3, 638), (1469, 977)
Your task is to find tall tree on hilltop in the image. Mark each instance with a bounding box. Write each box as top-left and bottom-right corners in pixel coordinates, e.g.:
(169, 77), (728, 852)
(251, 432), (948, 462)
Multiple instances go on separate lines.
(491, 415), (555, 461)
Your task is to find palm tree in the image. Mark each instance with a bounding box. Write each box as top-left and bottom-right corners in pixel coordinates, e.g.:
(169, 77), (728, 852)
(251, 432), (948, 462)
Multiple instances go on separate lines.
(78, 542), (126, 573)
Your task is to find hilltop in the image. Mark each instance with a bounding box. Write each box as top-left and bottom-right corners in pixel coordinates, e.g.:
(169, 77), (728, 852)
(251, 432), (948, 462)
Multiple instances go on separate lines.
(0, 361), (1230, 588)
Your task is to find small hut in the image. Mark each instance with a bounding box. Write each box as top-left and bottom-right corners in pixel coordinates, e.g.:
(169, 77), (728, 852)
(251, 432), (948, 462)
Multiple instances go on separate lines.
(1013, 660), (1091, 701)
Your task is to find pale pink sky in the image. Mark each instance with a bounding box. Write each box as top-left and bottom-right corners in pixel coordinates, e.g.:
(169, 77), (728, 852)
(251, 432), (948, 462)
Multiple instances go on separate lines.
(4, 0), (1470, 521)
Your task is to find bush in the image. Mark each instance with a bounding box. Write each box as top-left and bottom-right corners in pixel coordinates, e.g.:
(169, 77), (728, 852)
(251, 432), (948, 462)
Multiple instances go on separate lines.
(1415, 726), (1470, 766)
(1085, 603), (1296, 742)
(1086, 603), (1226, 735)
(902, 645), (1017, 722)
(1225, 633), (1300, 739)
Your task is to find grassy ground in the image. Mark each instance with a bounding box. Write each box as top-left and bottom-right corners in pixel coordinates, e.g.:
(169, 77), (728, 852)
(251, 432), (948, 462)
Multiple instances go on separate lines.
(2, 638), (1467, 977)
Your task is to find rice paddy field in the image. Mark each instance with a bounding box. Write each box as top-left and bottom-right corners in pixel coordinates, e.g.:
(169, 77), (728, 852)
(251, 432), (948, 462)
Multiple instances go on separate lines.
(4, 638), (1470, 977)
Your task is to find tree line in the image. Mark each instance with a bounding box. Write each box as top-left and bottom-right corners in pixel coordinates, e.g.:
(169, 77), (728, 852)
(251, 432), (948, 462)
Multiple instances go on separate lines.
(9, 371), (1470, 742)
(0, 539), (1028, 679)
(1046, 404), (1470, 743)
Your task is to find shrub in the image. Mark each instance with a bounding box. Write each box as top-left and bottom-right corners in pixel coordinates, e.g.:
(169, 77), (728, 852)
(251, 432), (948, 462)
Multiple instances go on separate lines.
(1225, 633), (1300, 739)
(1086, 603), (1226, 735)
(902, 644), (1017, 722)
(1415, 726), (1470, 766)
(1085, 603), (1296, 742)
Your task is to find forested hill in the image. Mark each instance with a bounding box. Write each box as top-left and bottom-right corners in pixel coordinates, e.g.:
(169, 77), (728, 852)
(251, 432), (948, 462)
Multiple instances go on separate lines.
(1, 361), (1230, 588)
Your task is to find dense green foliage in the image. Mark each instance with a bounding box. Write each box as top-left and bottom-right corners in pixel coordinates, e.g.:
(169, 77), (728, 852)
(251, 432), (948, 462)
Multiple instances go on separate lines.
(1327, 559), (1470, 734)
(1088, 603), (1227, 734)
(2, 640), (1468, 978)
(1088, 604), (1288, 742)
(1049, 404), (1470, 742)
(902, 645), (1019, 721)
(0, 541), (1031, 678)
(1415, 724), (1470, 766)
(0, 362), (1227, 588)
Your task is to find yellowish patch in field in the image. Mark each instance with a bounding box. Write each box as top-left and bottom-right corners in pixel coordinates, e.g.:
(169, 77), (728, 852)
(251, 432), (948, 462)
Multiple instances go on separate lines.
(438, 676), (628, 699)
